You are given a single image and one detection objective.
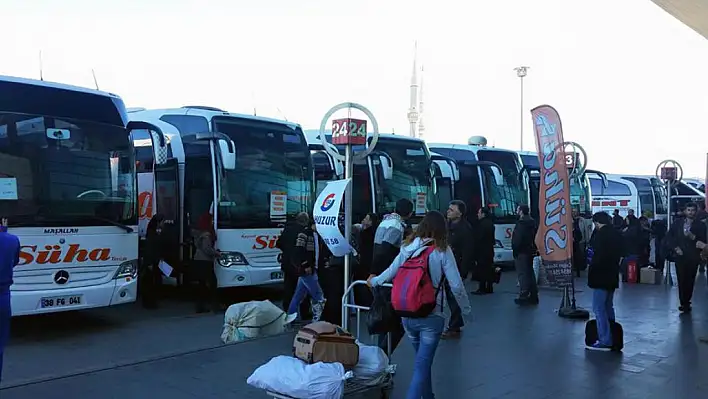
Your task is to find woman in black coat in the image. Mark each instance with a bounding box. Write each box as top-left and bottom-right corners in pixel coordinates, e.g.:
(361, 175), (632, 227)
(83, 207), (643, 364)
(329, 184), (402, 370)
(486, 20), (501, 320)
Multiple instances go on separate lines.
(472, 207), (496, 295)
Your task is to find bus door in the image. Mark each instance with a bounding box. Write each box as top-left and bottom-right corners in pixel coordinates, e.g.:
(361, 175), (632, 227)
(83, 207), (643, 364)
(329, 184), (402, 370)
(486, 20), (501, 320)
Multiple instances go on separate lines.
(154, 157), (182, 259)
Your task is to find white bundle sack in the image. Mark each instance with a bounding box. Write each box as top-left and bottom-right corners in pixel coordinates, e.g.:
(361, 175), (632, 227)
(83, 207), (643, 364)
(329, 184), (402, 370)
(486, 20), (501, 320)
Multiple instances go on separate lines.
(247, 355), (352, 399)
(221, 300), (297, 344)
(353, 342), (391, 386)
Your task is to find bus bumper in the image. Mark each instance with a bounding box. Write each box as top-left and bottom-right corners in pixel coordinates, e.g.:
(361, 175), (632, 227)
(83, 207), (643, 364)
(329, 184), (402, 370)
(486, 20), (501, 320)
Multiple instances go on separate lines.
(494, 248), (514, 264)
(10, 278), (137, 317)
(215, 265), (284, 287)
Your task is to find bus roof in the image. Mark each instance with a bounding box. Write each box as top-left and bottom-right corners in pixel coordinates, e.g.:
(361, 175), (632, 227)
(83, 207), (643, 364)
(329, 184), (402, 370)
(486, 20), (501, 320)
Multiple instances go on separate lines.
(303, 130), (425, 145)
(427, 143), (518, 154)
(0, 74), (121, 99)
(128, 107), (302, 130)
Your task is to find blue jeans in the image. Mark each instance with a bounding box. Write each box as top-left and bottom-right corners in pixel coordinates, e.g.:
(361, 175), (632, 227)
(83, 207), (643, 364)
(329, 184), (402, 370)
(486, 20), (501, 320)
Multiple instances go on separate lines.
(592, 289), (615, 346)
(287, 274), (325, 315)
(402, 315), (445, 399)
(0, 291), (10, 383)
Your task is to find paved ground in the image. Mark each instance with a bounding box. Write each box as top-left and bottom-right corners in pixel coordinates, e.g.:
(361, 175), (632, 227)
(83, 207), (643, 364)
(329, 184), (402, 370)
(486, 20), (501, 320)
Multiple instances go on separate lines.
(2, 271), (708, 398)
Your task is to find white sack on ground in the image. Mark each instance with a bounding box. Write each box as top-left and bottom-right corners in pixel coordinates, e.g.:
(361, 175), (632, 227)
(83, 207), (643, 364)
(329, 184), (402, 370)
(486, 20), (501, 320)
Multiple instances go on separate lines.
(247, 355), (350, 399)
(221, 300), (297, 344)
(353, 342), (391, 386)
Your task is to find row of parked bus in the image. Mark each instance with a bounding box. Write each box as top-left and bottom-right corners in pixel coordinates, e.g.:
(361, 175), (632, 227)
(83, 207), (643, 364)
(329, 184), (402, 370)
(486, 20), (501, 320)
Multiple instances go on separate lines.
(1, 75), (704, 317)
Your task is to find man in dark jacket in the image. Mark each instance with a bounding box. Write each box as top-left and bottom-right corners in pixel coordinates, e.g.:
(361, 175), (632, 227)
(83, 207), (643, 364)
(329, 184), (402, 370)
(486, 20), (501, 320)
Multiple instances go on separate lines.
(0, 218), (20, 382)
(667, 202), (707, 313)
(276, 212), (312, 320)
(612, 209), (624, 230)
(512, 205), (539, 306)
(369, 198), (413, 354)
(443, 200), (474, 338)
(587, 212), (622, 352)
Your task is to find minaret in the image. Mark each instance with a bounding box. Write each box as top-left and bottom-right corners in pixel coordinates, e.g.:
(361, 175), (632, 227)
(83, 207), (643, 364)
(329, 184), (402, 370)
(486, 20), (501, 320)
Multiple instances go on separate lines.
(407, 42), (419, 138)
(417, 65), (425, 140)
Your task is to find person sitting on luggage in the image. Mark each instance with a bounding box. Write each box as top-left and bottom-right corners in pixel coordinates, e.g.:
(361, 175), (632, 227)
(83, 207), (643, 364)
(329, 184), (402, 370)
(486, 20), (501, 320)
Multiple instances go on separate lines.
(586, 212), (622, 352)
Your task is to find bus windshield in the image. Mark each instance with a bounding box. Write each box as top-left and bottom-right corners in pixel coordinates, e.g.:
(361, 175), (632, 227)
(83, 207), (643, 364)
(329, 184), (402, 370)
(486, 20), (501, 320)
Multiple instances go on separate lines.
(571, 175), (592, 217)
(374, 138), (435, 217)
(651, 177), (668, 215)
(214, 117), (313, 228)
(0, 113), (136, 227)
(477, 150), (528, 223)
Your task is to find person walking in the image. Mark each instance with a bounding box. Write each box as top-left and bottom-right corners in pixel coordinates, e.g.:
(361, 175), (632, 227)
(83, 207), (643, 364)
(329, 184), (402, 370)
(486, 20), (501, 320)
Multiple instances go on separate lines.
(513, 205), (539, 305)
(442, 200), (474, 338)
(472, 207), (496, 295)
(367, 211), (471, 399)
(0, 218), (20, 383)
(286, 219), (326, 321)
(668, 202), (707, 313)
(586, 212), (622, 351)
(369, 198), (414, 355)
(277, 212), (313, 320)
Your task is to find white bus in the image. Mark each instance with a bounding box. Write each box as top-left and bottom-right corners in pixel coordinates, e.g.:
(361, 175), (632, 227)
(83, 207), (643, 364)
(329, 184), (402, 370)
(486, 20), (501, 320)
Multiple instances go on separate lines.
(130, 106), (314, 287)
(305, 131), (438, 225)
(429, 137), (530, 264)
(1, 75), (166, 316)
(588, 175), (641, 218)
(517, 151), (601, 219)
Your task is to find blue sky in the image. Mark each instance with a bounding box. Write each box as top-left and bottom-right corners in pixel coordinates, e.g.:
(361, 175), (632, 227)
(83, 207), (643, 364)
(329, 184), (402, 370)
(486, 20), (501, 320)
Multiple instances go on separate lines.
(3, 0), (707, 178)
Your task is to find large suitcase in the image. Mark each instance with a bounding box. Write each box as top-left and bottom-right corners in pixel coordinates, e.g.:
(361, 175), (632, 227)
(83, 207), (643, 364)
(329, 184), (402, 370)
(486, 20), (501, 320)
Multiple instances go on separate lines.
(585, 319), (623, 351)
(292, 321), (359, 368)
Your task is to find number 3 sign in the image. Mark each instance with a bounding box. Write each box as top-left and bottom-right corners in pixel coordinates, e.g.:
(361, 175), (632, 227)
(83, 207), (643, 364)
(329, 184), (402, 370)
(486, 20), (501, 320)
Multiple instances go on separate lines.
(332, 118), (367, 145)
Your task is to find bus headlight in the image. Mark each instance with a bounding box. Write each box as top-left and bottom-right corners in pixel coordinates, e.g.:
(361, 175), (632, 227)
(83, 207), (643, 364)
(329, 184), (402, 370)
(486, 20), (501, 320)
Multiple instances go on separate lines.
(114, 260), (138, 279)
(218, 252), (248, 268)
(494, 239), (504, 249)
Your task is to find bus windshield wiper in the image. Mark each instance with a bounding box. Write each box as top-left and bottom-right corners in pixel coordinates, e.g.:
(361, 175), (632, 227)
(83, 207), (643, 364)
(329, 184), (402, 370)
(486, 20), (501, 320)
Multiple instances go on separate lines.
(74, 215), (134, 233)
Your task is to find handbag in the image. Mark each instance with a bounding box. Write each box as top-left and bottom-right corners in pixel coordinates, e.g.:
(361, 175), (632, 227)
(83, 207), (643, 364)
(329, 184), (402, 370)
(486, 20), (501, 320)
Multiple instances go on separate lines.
(367, 286), (397, 335)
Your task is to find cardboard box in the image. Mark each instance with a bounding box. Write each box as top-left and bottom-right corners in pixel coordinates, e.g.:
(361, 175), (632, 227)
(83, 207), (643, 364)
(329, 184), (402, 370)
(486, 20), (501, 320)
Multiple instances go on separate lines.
(640, 267), (662, 285)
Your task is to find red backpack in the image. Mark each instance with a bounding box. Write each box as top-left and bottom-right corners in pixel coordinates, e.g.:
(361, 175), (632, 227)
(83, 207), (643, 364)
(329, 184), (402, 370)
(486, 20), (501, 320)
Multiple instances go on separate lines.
(391, 245), (444, 318)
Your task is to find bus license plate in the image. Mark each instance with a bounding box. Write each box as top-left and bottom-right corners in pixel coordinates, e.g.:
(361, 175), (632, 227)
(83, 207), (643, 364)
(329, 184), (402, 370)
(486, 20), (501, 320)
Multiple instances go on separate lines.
(270, 272), (283, 280)
(40, 295), (83, 309)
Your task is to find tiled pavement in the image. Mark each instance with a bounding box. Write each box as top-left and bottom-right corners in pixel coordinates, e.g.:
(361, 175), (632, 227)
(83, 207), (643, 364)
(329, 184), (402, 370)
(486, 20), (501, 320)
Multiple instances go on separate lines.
(2, 272), (708, 398)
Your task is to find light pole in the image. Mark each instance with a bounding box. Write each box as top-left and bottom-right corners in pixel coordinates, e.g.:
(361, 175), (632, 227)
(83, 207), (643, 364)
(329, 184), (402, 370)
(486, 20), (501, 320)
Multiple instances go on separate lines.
(514, 66), (530, 151)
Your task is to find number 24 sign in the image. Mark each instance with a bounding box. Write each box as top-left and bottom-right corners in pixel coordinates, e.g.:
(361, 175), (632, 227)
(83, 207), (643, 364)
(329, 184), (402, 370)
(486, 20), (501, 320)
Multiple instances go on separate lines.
(331, 118), (367, 145)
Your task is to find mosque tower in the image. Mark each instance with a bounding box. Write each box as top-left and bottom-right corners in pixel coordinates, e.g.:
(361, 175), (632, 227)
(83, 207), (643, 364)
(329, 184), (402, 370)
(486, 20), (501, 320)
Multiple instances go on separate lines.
(407, 42), (419, 138)
(417, 65), (425, 140)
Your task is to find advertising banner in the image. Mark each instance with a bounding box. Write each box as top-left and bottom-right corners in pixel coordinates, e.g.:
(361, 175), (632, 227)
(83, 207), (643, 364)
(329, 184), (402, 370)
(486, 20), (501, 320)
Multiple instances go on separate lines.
(312, 179), (352, 257)
(531, 105), (574, 288)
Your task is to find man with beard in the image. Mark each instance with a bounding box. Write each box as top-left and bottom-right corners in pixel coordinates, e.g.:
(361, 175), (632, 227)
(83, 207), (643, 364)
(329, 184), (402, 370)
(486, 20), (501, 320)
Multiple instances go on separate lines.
(667, 202), (707, 313)
(276, 212), (312, 320)
(513, 205), (539, 305)
(442, 200), (474, 338)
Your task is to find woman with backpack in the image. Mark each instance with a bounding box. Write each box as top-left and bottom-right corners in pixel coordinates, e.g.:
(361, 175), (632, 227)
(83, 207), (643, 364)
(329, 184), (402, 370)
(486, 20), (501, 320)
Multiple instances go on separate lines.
(367, 211), (471, 399)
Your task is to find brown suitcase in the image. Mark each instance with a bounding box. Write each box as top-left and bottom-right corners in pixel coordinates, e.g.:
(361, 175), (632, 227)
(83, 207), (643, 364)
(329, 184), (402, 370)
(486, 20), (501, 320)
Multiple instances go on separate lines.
(292, 321), (359, 369)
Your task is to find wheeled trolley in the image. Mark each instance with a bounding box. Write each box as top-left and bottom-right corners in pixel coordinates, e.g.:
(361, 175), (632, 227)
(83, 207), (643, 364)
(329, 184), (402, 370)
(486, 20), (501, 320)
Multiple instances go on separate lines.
(264, 280), (396, 398)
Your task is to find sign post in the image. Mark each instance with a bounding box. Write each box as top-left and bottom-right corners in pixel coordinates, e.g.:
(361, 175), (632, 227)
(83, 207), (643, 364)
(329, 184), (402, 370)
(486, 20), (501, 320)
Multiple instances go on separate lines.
(319, 103), (379, 329)
(656, 159), (683, 286)
(558, 141), (590, 320)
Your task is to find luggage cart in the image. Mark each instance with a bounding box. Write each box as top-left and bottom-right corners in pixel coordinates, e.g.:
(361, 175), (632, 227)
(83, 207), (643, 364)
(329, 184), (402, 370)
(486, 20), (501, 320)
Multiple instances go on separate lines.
(265, 280), (396, 398)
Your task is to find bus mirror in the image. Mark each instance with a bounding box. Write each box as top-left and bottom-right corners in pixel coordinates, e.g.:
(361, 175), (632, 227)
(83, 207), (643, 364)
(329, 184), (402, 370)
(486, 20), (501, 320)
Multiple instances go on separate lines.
(219, 139), (236, 170)
(333, 157), (344, 177)
(127, 121), (168, 166)
(379, 155), (393, 180)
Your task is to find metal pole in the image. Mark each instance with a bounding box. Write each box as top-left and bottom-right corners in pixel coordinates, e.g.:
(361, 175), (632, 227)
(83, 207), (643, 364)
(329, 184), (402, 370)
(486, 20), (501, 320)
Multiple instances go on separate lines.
(520, 75), (524, 151)
(342, 144), (354, 329)
(665, 179), (673, 286)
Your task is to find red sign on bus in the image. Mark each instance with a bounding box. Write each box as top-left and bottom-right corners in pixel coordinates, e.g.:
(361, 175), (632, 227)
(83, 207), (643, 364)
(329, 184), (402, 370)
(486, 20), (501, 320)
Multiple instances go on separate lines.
(332, 118), (367, 145)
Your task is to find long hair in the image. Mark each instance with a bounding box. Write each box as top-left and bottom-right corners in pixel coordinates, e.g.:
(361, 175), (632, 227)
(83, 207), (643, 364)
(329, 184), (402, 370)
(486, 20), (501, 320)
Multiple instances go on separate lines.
(404, 211), (449, 250)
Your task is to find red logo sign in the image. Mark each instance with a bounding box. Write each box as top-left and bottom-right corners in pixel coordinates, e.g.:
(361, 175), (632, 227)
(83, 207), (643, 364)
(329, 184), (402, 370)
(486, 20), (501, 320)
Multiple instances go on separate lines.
(138, 191), (154, 219)
(331, 118), (367, 146)
(504, 227), (513, 239)
(252, 235), (280, 250)
(18, 244), (112, 266)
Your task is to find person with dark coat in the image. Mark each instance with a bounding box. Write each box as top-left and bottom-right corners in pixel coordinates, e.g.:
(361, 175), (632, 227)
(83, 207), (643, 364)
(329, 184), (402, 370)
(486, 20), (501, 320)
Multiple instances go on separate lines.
(369, 198), (414, 355)
(0, 217), (20, 383)
(442, 200), (474, 338)
(651, 218), (667, 270)
(141, 214), (165, 309)
(586, 212), (622, 351)
(513, 205), (538, 305)
(666, 202), (707, 313)
(472, 207), (496, 295)
(612, 209), (625, 230)
(351, 213), (379, 308)
(276, 213), (313, 320)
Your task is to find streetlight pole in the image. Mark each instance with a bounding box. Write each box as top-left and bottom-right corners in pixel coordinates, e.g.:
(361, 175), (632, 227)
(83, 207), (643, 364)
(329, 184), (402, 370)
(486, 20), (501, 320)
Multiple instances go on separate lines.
(514, 66), (530, 151)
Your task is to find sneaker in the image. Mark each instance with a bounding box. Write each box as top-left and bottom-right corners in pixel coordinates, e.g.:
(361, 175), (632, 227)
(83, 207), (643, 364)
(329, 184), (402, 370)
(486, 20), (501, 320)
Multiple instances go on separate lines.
(311, 299), (326, 322)
(586, 341), (612, 352)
